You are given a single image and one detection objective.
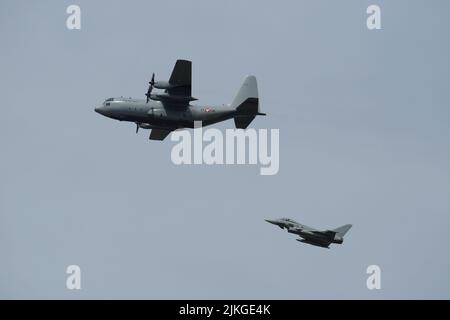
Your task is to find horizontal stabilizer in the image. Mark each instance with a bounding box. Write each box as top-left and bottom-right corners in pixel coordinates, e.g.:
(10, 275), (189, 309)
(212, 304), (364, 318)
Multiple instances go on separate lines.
(234, 115), (256, 129)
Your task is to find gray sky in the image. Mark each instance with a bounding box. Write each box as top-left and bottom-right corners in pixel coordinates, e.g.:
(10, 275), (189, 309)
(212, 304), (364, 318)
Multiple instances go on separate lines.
(1, 0), (449, 299)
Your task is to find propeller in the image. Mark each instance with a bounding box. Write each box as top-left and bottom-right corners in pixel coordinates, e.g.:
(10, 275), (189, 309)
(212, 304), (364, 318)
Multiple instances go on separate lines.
(136, 123), (139, 134)
(145, 73), (155, 103)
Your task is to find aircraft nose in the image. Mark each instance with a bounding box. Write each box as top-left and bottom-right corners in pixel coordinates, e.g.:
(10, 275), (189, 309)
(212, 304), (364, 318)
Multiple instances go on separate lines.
(265, 219), (277, 225)
(95, 106), (105, 115)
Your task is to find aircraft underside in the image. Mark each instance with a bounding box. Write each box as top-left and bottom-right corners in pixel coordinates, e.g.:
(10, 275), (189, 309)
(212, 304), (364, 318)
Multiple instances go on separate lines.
(127, 111), (236, 130)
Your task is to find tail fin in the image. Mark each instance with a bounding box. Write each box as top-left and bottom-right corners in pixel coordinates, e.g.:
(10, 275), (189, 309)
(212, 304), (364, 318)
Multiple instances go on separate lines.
(333, 224), (352, 237)
(231, 75), (265, 129)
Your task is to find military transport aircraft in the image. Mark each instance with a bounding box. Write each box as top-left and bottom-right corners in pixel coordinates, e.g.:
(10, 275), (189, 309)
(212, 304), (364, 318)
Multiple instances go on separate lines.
(265, 218), (352, 248)
(94, 59), (266, 140)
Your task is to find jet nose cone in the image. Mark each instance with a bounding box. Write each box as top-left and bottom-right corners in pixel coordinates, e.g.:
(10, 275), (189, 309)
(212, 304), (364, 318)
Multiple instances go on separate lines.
(265, 219), (277, 225)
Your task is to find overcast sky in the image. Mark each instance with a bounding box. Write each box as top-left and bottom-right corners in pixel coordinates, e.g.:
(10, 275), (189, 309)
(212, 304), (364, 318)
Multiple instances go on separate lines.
(1, 0), (449, 299)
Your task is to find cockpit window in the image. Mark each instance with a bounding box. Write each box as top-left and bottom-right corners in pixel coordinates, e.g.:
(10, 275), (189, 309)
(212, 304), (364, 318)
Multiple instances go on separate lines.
(106, 98), (114, 102)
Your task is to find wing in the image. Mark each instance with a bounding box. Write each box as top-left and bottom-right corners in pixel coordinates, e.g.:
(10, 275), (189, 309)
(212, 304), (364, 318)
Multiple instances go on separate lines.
(313, 230), (336, 236)
(296, 238), (332, 248)
(167, 59), (191, 97)
(149, 128), (174, 141)
(312, 230), (337, 240)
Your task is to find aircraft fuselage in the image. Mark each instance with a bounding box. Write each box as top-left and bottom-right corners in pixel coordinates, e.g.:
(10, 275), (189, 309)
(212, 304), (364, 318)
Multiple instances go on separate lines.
(95, 97), (236, 129)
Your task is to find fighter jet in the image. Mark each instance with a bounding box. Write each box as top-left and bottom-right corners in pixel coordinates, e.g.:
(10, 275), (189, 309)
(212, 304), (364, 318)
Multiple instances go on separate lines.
(265, 218), (352, 248)
(95, 59), (265, 140)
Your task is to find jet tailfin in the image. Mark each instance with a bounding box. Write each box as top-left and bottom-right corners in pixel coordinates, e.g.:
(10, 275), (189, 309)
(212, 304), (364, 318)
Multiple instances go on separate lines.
(332, 224), (352, 237)
(231, 75), (265, 129)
